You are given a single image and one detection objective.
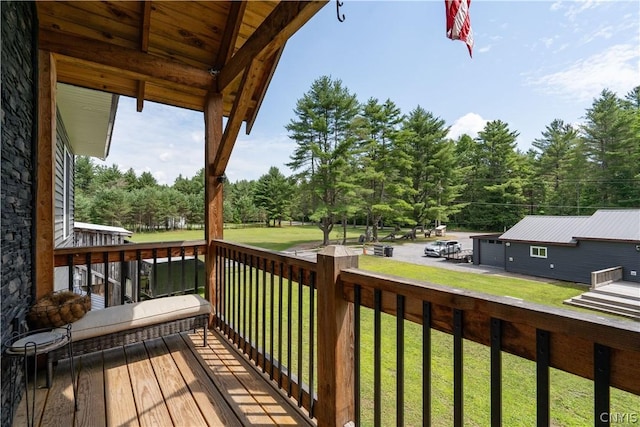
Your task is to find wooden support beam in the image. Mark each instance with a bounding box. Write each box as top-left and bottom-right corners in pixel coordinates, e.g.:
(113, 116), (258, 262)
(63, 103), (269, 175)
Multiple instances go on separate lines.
(36, 50), (57, 300)
(39, 29), (215, 91)
(213, 1), (246, 72)
(316, 246), (358, 427)
(136, 81), (146, 112)
(212, 58), (263, 177)
(136, 1), (152, 112)
(140, 1), (152, 52)
(217, 0), (327, 91)
(246, 45), (285, 134)
(204, 92), (224, 326)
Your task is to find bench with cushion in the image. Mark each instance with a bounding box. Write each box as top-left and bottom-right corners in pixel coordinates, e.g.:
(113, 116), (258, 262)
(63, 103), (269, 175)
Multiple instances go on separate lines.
(48, 294), (211, 383)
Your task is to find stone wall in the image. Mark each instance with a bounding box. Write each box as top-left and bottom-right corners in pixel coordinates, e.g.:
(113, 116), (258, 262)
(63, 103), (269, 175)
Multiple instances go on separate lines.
(1, 2), (37, 425)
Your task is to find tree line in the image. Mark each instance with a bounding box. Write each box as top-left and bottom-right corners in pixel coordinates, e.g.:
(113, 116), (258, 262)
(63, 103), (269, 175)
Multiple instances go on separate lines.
(76, 77), (640, 244)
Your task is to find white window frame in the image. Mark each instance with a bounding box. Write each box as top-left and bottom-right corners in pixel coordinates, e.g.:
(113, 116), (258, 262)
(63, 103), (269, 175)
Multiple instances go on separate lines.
(530, 246), (547, 258)
(62, 145), (72, 239)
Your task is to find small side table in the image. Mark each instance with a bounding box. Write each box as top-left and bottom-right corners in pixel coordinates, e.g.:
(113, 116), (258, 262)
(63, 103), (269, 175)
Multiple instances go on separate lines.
(5, 324), (77, 427)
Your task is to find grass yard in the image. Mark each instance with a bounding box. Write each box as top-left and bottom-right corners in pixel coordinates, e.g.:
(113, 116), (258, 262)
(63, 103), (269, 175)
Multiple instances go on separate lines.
(357, 256), (587, 309)
(131, 227), (639, 425)
(130, 224), (364, 251)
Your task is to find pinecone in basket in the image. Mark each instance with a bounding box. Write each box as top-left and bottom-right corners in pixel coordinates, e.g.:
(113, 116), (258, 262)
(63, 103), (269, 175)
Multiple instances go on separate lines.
(28, 291), (91, 328)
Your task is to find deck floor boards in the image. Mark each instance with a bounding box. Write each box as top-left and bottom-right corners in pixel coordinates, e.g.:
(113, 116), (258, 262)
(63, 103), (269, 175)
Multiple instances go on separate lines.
(11, 329), (314, 427)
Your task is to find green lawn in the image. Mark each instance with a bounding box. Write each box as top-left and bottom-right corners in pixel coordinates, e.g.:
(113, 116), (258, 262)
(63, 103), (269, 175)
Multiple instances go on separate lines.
(130, 224), (364, 251)
(132, 227), (639, 425)
(357, 256), (587, 308)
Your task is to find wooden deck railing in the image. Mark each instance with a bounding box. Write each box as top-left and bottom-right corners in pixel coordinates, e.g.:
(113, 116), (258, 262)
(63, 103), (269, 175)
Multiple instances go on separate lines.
(591, 266), (623, 289)
(54, 240), (207, 305)
(212, 240), (320, 418)
(341, 269), (640, 426)
(53, 241), (640, 426)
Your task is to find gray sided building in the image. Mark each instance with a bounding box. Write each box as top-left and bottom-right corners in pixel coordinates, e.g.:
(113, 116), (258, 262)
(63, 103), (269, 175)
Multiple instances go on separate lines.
(496, 210), (640, 285)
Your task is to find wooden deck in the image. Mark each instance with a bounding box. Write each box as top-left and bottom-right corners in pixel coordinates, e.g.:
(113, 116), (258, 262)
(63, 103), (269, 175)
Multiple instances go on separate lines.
(11, 330), (314, 427)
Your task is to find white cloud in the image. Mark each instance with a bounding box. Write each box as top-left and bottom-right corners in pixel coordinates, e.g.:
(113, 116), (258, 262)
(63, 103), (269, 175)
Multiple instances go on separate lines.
(583, 25), (614, 42)
(540, 37), (555, 48)
(448, 113), (489, 140)
(559, 0), (604, 21)
(97, 98), (205, 185)
(524, 44), (639, 102)
(226, 133), (295, 182)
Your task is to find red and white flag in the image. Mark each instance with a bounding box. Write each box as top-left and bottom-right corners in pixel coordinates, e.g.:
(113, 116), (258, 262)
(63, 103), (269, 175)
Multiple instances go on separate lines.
(445, 0), (474, 58)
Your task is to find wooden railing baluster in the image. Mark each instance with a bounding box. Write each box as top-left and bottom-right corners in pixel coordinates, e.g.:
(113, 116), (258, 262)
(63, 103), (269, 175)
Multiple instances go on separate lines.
(249, 254), (254, 359)
(397, 294), (405, 427)
(262, 261), (267, 374)
(490, 317), (502, 426)
(536, 329), (550, 427)
(594, 344), (611, 427)
(119, 251), (126, 304)
(166, 247), (172, 297)
(278, 263), (284, 388)
(374, 288), (382, 427)
(270, 260), (275, 381)
(309, 270), (316, 418)
(296, 267), (303, 403)
(453, 309), (464, 427)
(180, 246), (185, 294)
(287, 264), (293, 398)
(85, 252), (92, 297)
(423, 301), (432, 427)
(354, 284), (362, 427)
(193, 246), (199, 294)
(103, 251), (109, 307)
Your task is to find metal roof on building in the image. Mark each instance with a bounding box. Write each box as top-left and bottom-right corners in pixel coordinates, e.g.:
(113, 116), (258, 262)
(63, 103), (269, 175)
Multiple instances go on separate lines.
(500, 209), (640, 244)
(574, 209), (640, 242)
(499, 216), (590, 244)
(74, 222), (133, 236)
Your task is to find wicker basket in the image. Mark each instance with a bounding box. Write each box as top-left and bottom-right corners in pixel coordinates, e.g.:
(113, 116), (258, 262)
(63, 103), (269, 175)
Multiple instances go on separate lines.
(28, 291), (91, 328)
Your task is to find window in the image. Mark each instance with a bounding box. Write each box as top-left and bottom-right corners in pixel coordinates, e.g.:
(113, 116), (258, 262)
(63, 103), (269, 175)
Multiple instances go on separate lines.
(62, 145), (73, 239)
(530, 246), (547, 258)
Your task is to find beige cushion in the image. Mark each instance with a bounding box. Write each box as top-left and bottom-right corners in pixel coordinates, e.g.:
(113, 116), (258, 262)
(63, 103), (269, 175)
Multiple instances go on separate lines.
(70, 294), (211, 342)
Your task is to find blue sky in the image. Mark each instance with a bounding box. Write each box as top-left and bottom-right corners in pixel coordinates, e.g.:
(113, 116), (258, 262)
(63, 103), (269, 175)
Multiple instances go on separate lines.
(100, 1), (640, 185)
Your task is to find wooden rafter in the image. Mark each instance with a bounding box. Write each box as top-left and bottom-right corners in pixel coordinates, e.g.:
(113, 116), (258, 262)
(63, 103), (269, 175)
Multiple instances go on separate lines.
(39, 29), (215, 91)
(214, 58), (265, 176)
(213, 1), (246, 75)
(217, 1), (327, 91)
(136, 0), (153, 112)
(246, 44), (285, 134)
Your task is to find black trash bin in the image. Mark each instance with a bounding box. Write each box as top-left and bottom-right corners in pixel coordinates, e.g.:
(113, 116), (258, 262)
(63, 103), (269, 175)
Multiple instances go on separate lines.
(384, 246), (394, 257)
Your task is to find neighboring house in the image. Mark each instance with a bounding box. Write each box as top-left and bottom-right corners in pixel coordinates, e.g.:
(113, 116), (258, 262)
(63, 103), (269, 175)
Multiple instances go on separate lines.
(473, 209), (640, 285)
(53, 83), (118, 249)
(50, 84), (121, 307)
(55, 222), (135, 310)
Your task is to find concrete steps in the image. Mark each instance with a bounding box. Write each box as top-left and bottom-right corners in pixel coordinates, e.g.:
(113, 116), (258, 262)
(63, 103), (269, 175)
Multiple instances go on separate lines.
(564, 282), (640, 320)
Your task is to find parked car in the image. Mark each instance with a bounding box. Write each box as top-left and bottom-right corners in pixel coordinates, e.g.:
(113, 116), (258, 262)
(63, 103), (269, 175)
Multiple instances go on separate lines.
(424, 240), (462, 257)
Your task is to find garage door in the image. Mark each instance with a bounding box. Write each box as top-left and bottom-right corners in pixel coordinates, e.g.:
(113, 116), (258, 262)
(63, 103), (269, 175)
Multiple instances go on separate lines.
(479, 239), (504, 267)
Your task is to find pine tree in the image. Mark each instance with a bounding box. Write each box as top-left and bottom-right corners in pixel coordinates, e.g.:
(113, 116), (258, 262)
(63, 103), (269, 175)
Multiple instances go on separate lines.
(286, 76), (360, 245)
(399, 106), (466, 229)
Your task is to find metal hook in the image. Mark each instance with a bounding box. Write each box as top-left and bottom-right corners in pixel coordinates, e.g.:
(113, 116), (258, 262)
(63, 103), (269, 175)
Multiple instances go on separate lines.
(336, 0), (345, 22)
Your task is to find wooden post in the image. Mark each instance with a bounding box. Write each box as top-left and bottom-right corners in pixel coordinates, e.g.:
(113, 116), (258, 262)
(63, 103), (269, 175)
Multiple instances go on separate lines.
(316, 245), (358, 427)
(204, 92), (224, 327)
(35, 50), (57, 300)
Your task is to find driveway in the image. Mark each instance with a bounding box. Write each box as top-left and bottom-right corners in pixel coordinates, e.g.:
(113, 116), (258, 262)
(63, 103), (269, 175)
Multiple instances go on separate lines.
(371, 231), (492, 274)
(356, 231), (554, 281)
